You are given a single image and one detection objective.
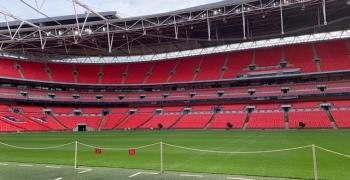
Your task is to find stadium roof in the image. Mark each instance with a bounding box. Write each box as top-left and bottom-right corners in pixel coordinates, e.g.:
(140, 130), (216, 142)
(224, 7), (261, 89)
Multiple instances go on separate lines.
(0, 0), (349, 62)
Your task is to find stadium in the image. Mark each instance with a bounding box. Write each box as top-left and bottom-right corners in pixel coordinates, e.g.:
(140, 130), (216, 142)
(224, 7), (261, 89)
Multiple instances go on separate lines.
(0, 0), (349, 179)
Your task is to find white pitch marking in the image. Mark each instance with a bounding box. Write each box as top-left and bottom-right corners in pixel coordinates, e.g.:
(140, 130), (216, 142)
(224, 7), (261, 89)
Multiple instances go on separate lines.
(77, 168), (92, 174)
(0, 163), (8, 165)
(18, 164), (33, 167)
(53, 177), (63, 180)
(129, 172), (142, 178)
(180, 174), (203, 178)
(45, 165), (61, 169)
(227, 177), (253, 180)
(129, 172), (159, 178)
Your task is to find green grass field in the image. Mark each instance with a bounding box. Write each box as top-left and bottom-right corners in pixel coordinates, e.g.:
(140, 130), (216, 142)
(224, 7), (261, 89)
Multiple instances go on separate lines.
(0, 130), (349, 180)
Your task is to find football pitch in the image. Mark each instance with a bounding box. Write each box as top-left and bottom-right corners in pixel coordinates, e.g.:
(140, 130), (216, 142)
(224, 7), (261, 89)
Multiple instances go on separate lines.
(0, 130), (349, 180)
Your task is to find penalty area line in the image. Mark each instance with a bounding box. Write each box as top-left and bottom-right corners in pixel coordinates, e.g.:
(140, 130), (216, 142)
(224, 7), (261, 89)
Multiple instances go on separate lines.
(53, 177), (63, 180)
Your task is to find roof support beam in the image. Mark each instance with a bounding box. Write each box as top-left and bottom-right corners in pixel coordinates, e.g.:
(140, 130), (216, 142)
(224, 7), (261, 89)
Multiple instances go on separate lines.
(242, 5), (246, 40)
(322, 0), (327, 25)
(280, 0), (284, 35)
(207, 11), (211, 41)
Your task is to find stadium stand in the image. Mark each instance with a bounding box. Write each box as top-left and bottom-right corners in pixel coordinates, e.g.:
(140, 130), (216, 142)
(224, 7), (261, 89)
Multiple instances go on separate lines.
(247, 111), (285, 129)
(288, 110), (333, 129)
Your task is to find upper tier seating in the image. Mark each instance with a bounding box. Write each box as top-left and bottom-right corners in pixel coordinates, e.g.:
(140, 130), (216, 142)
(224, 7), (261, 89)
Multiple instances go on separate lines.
(146, 60), (177, 83)
(168, 57), (201, 82)
(1, 40), (348, 85)
(195, 54), (225, 81)
(101, 64), (126, 84)
(288, 110), (332, 129)
(19, 61), (49, 81)
(316, 40), (350, 71)
(0, 60), (21, 78)
(76, 65), (100, 84)
(48, 63), (75, 83)
(247, 112), (285, 129)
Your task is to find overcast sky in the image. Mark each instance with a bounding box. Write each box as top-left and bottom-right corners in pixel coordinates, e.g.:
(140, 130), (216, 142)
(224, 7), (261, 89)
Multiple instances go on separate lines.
(0, 0), (222, 22)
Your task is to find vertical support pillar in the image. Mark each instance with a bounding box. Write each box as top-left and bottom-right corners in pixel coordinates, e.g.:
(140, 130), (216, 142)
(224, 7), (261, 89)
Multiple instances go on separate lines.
(74, 141), (78, 169)
(242, 5), (246, 40)
(312, 144), (318, 180)
(280, 0), (284, 35)
(322, 0), (327, 25)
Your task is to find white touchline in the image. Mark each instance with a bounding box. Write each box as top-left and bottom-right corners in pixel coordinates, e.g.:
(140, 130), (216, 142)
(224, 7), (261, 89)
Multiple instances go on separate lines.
(180, 174), (203, 178)
(77, 168), (92, 174)
(129, 172), (142, 178)
(227, 177), (253, 180)
(18, 164), (33, 167)
(53, 177), (63, 180)
(45, 165), (61, 169)
(129, 172), (159, 177)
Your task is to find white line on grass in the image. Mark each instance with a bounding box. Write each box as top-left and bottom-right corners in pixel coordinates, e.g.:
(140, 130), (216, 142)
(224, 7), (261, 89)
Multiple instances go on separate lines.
(76, 168), (92, 174)
(0, 163), (8, 165)
(180, 174), (203, 178)
(227, 177), (253, 180)
(53, 177), (63, 180)
(129, 172), (159, 177)
(45, 165), (61, 169)
(18, 164), (33, 167)
(129, 172), (141, 177)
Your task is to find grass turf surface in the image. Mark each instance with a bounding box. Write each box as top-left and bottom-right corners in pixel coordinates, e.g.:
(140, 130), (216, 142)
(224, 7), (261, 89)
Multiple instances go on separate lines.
(0, 130), (349, 180)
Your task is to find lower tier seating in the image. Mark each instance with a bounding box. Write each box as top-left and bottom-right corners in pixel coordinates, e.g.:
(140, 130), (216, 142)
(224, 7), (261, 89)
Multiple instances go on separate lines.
(246, 112), (285, 129)
(173, 113), (213, 129)
(208, 113), (246, 129)
(331, 110), (350, 128)
(288, 111), (332, 129)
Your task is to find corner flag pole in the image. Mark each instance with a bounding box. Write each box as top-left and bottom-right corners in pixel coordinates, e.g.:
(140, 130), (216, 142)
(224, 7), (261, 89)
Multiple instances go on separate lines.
(312, 144), (318, 180)
(160, 141), (163, 175)
(74, 141), (78, 169)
